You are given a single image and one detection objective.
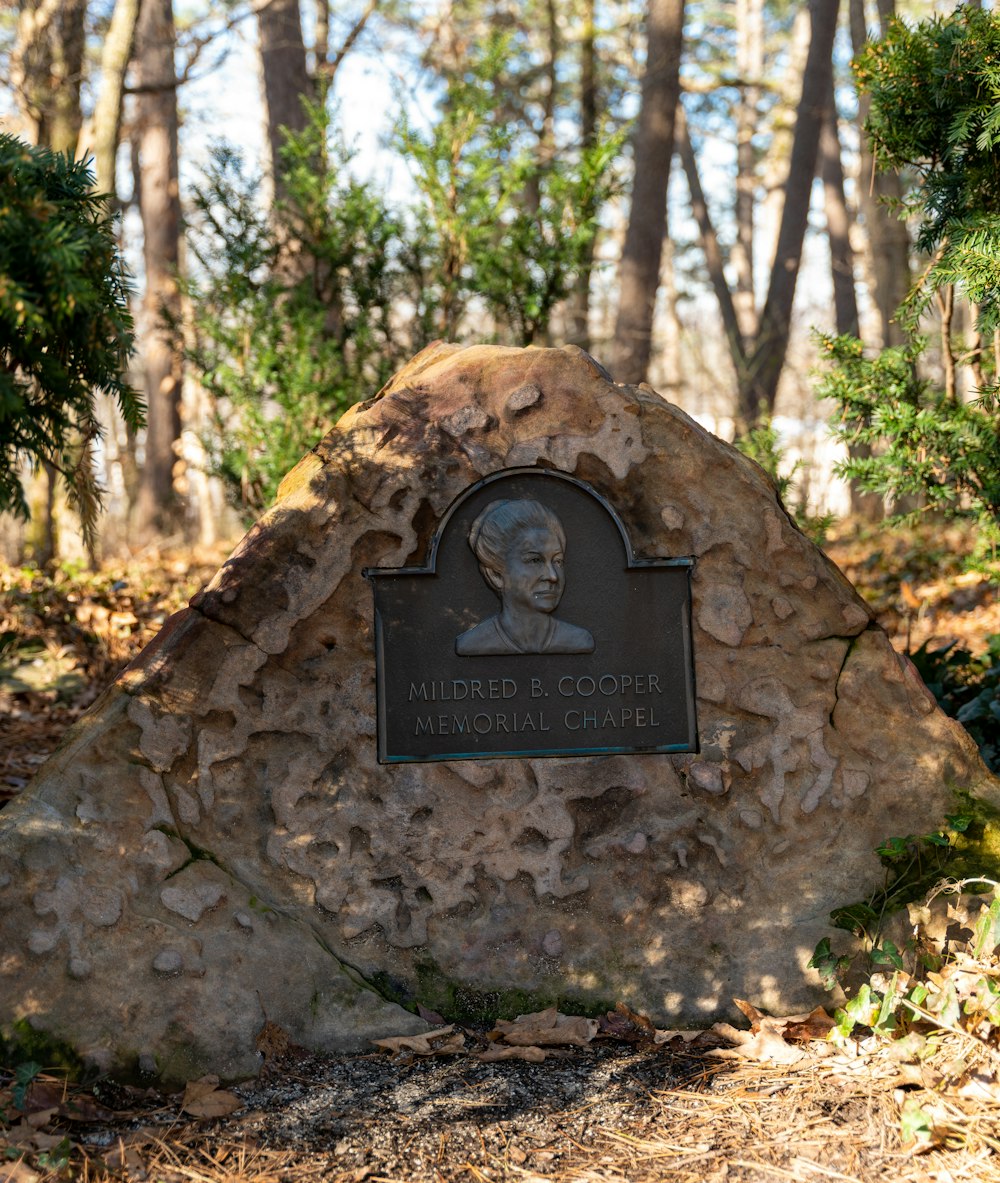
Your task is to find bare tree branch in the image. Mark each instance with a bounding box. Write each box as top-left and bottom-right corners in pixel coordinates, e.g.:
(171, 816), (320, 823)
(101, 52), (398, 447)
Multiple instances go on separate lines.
(320, 0), (381, 84)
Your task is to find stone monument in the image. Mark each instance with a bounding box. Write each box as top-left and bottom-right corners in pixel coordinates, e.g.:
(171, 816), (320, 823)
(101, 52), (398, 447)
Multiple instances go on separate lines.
(1, 342), (997, 1084)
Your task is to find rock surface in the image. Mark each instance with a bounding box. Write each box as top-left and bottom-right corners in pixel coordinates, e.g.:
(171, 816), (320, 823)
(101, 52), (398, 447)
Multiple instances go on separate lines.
(2, 342), (997, 1083)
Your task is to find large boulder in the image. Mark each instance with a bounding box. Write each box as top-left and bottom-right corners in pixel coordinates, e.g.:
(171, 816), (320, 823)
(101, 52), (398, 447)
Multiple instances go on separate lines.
(2, 342), (997, 1083)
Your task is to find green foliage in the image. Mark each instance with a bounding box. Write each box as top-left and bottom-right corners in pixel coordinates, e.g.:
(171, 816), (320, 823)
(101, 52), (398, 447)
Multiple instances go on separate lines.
(853, 5), (1000, 332)
(909, 634), (1000, 773)
(814, 875), (1000, 1146)
(10, 1061), (41, 1110)
(820, 8), (1000, 598)
(829, 814), (975, 943)
(0, 134), (140, 542)
(734, 419), (834, 544)
(807, 937), (851, 992)
(179, 109), (407, 515)
(182, 50), (621, 516)
(818, 332), (1000, 576)
(398, 35), (623, 346)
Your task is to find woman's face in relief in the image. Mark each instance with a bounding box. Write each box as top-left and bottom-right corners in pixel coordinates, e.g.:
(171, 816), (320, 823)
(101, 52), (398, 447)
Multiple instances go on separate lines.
(495, 526), (566, 615)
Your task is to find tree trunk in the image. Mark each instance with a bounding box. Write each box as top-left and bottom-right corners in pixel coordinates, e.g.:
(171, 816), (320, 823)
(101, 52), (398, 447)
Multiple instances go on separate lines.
(257, 0), (312, 203)
(849, 0), (909, 348)
(612, 0), (686, 386)
(659, 237), (683, 401)
(962, 301), (986, 396)
(938, 284), (957, 402)
(79, 0), (141, 199)
(676, 104), (746, 383)
(818, 66), (883, 519)
(732, 0), (763, 340)
(819, 76), (859, 339)
(11, 0), (87, 565)
(313, 0), (329, 78)
(133, 0), (184, 541)
(11, 0), (86, 153)
(758, 6), (810, 280)
(568, 0), (598, 350)
(739, 0), (840, 425)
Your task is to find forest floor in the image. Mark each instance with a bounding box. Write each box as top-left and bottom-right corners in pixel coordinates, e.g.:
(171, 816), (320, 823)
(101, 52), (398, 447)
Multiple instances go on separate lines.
(1, 518), (999, 1183)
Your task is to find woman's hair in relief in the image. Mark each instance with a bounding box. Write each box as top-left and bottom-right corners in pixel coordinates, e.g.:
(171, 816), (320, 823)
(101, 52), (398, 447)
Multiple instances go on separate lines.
(468, 499), (565, 578)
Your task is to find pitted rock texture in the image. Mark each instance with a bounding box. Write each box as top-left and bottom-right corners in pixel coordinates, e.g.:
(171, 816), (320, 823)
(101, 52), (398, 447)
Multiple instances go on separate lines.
(2, 342), (997, 1084)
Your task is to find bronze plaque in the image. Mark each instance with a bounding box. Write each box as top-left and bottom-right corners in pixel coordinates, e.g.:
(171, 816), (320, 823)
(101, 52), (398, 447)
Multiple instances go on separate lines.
(366, 469), (697, 763)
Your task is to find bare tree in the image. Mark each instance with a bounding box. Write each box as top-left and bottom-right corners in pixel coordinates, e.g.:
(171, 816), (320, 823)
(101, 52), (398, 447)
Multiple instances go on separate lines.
(611, 0), (686, 385)
(678, 0), (840, 430)
(567, 0), (598, 350)
(848, 0), (909, 349)
(11, 0), (86, 154)
(748, 0), (840, 421)
(79, 0), (142, 199)
(819, 76), (859, 341)
(732, 0), (763, 339)
(133, 0), (183, 540)
(257, 0), (312, 201)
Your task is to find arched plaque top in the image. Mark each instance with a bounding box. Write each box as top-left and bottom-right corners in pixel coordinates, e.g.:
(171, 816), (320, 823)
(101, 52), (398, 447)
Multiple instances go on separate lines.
(366, 467), (693, 579)
(365, 467), (697, 763)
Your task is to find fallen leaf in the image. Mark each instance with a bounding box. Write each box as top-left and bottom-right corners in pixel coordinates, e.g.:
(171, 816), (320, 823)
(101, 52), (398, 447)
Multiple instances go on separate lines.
(0, 1160), (40, 1183)
(475, 1044), (548, 1063)
(733, 998), (766, 1031)
(105, 1142), (147, 1176)
(417, 1003), (446, 1026)
(652, 1029), (708, 1044)
(21, 1080), (65, 1111)
(372, 1025), (466, 1059)
(783, 1006), (837, 1043)
(709, 1021), (806, 1064)
(254, 1020), (289, 1063)
(952, 1070), (1000, 1101)
(180, 1075), (242, 1118)
(2, 1122), (56, 1151)
(491, 1008), (598, 1047)
(598, 1003), (665, 1044)
(25, 1108), (58, 1129)
(894, 1062), (943, 1090)
(24, 1131), (65, 1152)
(22, 1079), (113, 1122)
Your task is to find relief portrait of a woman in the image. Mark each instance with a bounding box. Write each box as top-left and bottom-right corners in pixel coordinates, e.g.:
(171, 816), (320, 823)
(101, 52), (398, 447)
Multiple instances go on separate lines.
(455, 498), (595, 656)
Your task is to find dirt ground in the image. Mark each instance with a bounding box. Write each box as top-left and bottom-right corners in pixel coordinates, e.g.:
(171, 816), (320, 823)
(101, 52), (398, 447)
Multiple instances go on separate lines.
(2, 519), (1000, 1182)
(3, 1028), (999, 1183)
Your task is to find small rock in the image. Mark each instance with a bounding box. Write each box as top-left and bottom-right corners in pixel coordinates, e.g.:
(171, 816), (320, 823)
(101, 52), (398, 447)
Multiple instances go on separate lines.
(842, 603), (869, 630)
(84, 890), (123, 928)
(771, 596), (794, 620)
(697, 585), (753, 647)
(160, 882), (225, 923)
(27, 928), (58, 955)
(441, 406), (492, 437)
(660, 505), (684, 530)
(687, 762), (725, 795)
(505, 384), (543, 415)
(153, 949), (183, 975)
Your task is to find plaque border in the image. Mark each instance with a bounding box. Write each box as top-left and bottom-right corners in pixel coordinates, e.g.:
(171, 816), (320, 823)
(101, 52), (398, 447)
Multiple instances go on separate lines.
(365, 467), (698, 763)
